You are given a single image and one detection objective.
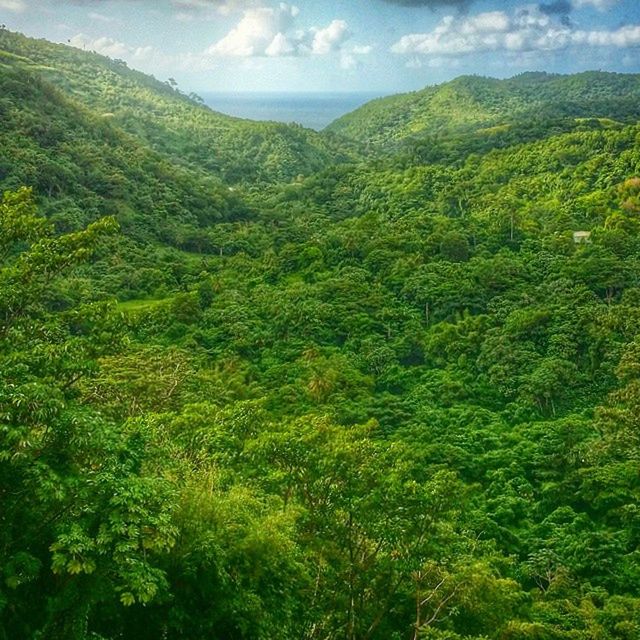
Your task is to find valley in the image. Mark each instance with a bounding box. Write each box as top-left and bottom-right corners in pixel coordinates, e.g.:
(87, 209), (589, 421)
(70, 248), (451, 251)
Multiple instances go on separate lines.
(1, 25), (640, 640)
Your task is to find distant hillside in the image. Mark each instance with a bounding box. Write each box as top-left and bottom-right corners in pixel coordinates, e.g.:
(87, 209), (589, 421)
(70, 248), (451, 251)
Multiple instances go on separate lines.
(326, 72), (640, 151)
(0, 62), (248, 238)
(0, 29), (357, 184)
(0, 58), (263, 300)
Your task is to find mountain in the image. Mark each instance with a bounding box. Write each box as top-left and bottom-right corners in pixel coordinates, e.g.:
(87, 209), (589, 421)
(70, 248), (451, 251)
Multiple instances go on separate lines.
(0, 27), (357, 300)
(0, 51), (257, 301)
(0, 29), (358, 185)
(0, 62), (246, 237)
(326, 71), (640, 151)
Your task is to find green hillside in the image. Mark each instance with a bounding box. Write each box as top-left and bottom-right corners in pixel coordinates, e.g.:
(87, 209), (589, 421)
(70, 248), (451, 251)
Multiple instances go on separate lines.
(2, 27), (640, 640)
(0, 57), (258, 301)
(0, 29), (357, 184)
(0, 64), (246, 237)
(327, 71), (640, 151)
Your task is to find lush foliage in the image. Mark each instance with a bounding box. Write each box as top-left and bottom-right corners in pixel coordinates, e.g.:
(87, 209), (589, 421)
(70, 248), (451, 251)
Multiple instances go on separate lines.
(2, 27), (640, 640)
(327, 71), (640, 152)
(0, 29), (358, 185)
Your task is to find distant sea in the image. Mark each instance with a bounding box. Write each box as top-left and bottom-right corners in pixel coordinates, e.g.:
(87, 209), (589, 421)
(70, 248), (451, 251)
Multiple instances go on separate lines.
(200, 92), (384, 131)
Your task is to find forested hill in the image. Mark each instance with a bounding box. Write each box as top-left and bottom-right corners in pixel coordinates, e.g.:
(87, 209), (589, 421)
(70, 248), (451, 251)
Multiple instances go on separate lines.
(0, 61), (251, 237)
(326, 71), (640, 150)
(0, 29), (357, 184)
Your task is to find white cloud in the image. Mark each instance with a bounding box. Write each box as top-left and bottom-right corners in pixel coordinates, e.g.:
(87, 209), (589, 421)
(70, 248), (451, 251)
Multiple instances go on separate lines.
(339, 43), (373, 71)
(311, 19), (350, 55)
(207, 4), (301, 56)
(406, 55), (460, 69)
(459, 11), (510, 35)
(572, 24), (640, 47)
(392, 11), (516, 56)
(88, 12), (117, 24)
(70, 34), (129, 59)
(265, 31), (297, 56)
(69, 34), (165, 65)
(0, 0), (25, 12)
(392, 5), (640, 59)
(340, 53), (357, 70)
(573, 0), (619, 9)
(208, 3), (352, 58)
(69, 33), (219, 74)
(68, 5), (355, 78)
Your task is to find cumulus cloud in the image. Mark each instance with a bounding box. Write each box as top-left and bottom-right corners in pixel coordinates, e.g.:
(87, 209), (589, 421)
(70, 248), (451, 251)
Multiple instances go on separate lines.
(70, 34), (136, 59)
(263, 31), (296, 56)
(69, 33), (189, 71)
(339, 43), (373, 70)
(69, 32), (219, 73)
(340, 53), (357, 70)
(207, 4), (300, 56)
(572, 24), (640, 47)
(67, 3), (355, 73)
(392, 10), (513, 56)
(0, 0), (25, 12)
(405, 54), (461, 69)
(208, 3), (352, 58)
(311, 20), (350, 55)
(391, 4), (640, 59)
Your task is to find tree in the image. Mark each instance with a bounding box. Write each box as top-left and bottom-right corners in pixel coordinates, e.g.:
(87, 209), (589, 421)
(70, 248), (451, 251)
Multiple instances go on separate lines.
(0, 189), (176, 639)
(249, 416), (469, 640)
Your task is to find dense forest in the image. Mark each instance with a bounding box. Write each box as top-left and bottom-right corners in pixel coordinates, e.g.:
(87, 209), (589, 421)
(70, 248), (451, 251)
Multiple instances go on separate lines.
(1, 26), (640, 640)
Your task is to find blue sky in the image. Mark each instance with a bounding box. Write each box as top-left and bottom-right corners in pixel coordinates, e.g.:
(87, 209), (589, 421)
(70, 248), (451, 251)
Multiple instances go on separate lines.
(2, 0), (640, 93)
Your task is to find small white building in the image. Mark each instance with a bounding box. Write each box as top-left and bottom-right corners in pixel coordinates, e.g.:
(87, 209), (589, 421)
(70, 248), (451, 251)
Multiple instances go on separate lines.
(573, 231), (592, 244)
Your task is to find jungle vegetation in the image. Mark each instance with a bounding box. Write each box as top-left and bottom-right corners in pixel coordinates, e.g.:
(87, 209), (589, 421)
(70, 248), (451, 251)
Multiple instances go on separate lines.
(1, 27), (640, 640)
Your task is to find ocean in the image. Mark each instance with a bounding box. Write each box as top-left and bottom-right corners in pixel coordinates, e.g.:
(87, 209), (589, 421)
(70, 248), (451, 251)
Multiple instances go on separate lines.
(200, 92), (383, 131)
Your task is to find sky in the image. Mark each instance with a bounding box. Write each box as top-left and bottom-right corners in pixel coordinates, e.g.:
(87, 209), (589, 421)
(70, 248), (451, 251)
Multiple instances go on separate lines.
(2, 0), (640, 93)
